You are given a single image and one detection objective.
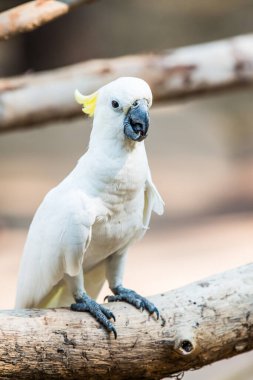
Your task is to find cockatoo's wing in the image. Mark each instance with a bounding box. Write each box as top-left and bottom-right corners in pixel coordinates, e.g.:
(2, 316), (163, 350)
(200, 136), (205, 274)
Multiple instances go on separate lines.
(15, 188), (93, 309)
(143, 169), (165, 228)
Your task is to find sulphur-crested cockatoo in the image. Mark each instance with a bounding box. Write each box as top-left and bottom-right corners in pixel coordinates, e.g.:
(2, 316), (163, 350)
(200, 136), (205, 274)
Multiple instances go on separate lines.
(15, 77), (164, 338)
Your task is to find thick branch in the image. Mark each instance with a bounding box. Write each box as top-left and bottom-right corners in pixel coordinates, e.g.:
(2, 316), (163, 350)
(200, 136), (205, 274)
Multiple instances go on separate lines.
(0, 0), (95, 41)
(0, 263), (253, 379)
(1, 34), (253, 132)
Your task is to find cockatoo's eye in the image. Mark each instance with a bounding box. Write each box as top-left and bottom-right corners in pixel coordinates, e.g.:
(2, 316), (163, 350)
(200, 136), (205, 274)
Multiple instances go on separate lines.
(111, 100), (120, 109)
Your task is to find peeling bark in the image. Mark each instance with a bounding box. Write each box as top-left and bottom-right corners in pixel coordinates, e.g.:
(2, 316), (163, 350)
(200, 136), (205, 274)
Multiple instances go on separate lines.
(1, 34), (253, 132)
(0, 0), (95, 41)
(0, 263), (253, 379)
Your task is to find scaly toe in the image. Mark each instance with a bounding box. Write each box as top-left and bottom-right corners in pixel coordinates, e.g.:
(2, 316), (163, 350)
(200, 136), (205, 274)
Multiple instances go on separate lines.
(99, 304), (116, 322)
(108, 286), (160, 319)
(70, 296), (117, 338)
(141, 299), (160, 319)
(71, 302), (89, 312)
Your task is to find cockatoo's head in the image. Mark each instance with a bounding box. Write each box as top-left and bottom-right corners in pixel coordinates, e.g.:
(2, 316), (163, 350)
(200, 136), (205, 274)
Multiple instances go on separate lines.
(75, 77), (152, 143)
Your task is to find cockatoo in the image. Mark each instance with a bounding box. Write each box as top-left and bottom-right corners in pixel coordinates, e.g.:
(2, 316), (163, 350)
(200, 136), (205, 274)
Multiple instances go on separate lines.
(15, 77), (164, 338)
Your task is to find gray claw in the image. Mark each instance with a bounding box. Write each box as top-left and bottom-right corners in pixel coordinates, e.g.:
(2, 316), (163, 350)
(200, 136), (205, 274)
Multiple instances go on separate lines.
(111, 326), (117, 339)
(153, 307), (159, 320)
(99, 304), (116, 322)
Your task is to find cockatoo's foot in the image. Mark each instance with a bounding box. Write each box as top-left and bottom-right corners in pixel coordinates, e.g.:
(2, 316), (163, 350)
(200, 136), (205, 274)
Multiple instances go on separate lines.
(71, 293), (117, 339)
(105, 285), (159, 319)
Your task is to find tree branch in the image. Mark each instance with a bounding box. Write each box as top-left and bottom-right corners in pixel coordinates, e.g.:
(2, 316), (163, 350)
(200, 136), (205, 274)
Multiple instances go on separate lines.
(0, 0), (95, 41)
(1, 34), (253, 132)
(0, 263), (253, 379)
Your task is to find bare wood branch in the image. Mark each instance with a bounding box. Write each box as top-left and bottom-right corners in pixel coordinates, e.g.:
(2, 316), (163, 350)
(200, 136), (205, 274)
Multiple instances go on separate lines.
(1, 34), (253, 132)
(0, 263), (253, 379)
(0, 0), (95, 41)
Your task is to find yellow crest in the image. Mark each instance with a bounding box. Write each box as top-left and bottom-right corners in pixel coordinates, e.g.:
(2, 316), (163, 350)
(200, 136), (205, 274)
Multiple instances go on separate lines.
(75, 89), (98, 117)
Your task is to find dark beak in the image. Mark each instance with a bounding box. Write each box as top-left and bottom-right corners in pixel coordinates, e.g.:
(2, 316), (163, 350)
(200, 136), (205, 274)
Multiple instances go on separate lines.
(124, 99), (149, 142)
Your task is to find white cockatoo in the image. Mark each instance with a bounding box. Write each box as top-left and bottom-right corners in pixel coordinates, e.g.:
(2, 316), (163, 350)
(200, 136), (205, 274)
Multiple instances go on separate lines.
(15, 77), (164, 338)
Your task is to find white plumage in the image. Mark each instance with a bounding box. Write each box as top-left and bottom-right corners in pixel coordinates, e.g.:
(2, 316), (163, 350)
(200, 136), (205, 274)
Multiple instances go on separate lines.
(15, 77), (164, 323)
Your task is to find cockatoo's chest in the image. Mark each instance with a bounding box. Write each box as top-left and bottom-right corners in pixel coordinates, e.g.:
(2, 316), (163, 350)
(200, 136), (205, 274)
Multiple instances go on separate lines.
(83, 159), (147, 270)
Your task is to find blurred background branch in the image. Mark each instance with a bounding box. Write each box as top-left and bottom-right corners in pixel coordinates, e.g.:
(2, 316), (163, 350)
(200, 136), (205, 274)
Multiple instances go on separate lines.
(0, 0), (96, 41)
(1, 33), (253, 132)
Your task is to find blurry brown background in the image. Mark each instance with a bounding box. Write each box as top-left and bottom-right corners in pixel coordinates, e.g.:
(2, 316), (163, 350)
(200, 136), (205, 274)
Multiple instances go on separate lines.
(1, 1), (253, 379)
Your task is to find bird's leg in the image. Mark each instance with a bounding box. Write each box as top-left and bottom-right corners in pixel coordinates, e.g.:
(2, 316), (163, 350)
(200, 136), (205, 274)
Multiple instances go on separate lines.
(65, 273), (117, 338)
(105, 251), (159, 319)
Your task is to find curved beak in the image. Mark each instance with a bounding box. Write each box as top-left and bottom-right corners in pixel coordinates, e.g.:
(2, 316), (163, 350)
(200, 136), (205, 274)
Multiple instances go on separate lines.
(124, 99), (149, 142)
